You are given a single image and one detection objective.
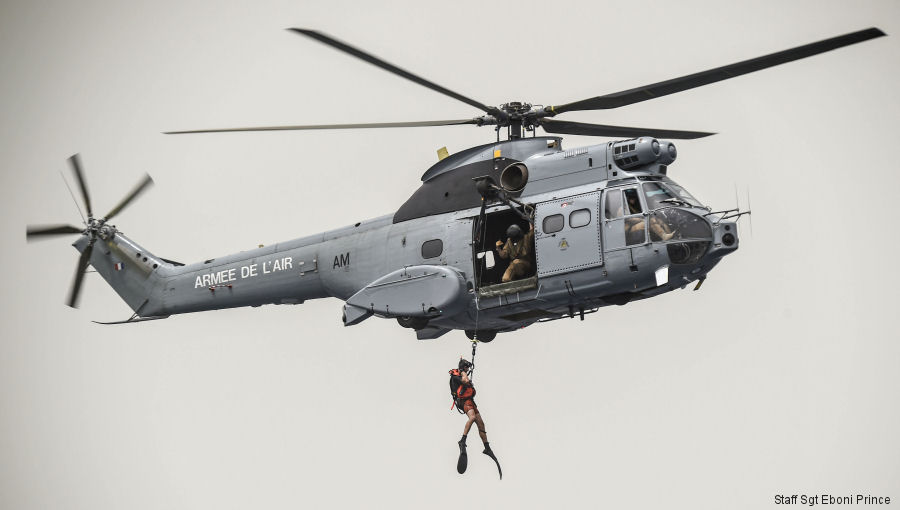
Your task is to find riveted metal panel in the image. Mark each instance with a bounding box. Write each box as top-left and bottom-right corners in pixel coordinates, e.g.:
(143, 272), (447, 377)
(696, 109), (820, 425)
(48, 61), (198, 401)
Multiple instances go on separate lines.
(534, 192), (602, 277)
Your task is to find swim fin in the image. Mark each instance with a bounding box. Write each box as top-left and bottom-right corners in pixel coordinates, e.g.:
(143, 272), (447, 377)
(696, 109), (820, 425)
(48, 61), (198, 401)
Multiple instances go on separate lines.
(456, 437), (468, 474)
(482, 443), (502, 480)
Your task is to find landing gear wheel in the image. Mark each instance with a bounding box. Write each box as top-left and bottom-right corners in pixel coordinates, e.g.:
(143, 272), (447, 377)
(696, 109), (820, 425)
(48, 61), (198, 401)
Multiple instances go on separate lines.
(464, 329), (496, 342)
(397, 316), (429, 330)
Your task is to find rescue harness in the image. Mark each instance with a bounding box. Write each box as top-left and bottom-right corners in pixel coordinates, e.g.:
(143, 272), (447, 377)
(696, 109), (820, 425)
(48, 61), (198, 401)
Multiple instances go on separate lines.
(449, 341), (478, 414)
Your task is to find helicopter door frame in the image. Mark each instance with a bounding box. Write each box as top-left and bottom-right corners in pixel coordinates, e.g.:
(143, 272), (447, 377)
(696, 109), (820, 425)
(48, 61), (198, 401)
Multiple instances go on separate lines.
(471, 206), (535, 291)
(602, 186), (647, 252)
(534, 192), (602, 277)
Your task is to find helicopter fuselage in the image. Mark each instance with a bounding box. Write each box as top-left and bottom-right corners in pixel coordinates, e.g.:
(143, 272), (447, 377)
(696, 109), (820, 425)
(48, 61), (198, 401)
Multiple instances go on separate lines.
(74, 136), (740, 339)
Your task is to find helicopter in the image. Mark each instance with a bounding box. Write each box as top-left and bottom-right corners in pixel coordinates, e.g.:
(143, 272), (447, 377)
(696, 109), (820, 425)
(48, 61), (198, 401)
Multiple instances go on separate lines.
(26, 27), (884, 342)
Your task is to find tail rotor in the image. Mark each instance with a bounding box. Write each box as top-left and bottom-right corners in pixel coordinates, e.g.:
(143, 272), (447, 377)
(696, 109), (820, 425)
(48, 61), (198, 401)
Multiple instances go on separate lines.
(26, 154), (154, 308)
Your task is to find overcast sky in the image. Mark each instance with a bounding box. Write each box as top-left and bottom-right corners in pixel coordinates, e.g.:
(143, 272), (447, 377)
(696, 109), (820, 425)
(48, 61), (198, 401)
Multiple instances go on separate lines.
(2, 1), (898, 509)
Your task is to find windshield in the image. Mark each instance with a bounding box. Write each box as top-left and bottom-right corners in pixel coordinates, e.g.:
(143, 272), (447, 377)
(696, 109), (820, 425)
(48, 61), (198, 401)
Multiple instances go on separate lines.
(649, 208), (712, 242)
(642, 182), (679, 210)
(642, 180), (703, 209)
(661, 179), (703, 207)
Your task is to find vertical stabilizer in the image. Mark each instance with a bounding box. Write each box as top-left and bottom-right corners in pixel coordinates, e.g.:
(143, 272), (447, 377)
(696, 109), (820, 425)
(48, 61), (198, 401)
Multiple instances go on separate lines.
(76, 231), (168, 316)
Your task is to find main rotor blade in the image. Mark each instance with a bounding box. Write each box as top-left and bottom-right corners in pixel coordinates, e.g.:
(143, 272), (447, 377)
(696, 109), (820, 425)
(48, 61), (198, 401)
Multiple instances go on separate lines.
(104, 174), (154, 221)
(67, 243), (93, 308)
(68, 154), (93, 218)
(288, 28), (499, 116)
(548, 27), (886, 114)
(540, 119), (715, 140)
(165, 118), (481, 135)
(26, 224), (84, 240)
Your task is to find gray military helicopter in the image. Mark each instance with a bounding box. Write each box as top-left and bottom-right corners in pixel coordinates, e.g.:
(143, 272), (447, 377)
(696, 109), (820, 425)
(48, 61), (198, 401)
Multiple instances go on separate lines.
(27, 27), (884, 341)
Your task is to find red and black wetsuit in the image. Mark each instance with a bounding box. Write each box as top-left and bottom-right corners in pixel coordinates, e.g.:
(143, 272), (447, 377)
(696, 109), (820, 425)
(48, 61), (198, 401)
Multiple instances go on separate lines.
(449, 368), (477, 413)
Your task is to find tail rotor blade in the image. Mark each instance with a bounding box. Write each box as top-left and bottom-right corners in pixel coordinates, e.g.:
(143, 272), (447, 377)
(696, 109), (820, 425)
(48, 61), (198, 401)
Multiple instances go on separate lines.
(67, 243), (93, 308)
(104, 174), (154, 221)
(68, 154), (93, 218)
(26, 224), (84, 241)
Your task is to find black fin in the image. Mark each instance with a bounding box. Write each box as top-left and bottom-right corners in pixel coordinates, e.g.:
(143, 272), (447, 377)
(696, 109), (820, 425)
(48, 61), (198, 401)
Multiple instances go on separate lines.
(457, 439), (468, 474)
(483, 445), (502, 480)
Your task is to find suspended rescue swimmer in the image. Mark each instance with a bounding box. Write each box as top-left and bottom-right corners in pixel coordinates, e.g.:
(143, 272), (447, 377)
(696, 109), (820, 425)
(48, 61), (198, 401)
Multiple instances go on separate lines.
(450, 355), (501, 478)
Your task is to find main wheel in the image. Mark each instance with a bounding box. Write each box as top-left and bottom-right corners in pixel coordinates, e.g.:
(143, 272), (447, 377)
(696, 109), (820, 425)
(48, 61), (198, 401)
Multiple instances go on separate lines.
(464, 329), (496, 343)
(397, 316), (429, 330)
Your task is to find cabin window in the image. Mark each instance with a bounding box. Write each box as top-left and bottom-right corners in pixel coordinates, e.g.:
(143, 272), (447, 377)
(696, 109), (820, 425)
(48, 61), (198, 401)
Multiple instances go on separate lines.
(604, 190), (623, 219)
(569, 208), (591, 228)
(421, 239), (443, 259)
(542, 214), (564, 234)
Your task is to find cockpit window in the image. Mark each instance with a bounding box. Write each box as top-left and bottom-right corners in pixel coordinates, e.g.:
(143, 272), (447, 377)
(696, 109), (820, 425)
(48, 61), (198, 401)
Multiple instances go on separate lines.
(661, 179), (703, 207)
(643, 181), (704, 210)
(604, 190), (623, 219)
(642, 182), (678, 210)
(623, 188), (643, 214)
(649, 208), (712, 242)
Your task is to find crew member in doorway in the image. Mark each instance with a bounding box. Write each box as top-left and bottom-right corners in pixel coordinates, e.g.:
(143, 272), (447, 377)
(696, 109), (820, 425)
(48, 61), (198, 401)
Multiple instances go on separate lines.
(495, 223), (535, 283)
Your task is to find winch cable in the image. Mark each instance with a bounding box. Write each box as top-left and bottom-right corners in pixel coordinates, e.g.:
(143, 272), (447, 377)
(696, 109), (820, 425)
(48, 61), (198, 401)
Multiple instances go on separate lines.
(470, 337), (478, 378)
(471, 197), (489, 361)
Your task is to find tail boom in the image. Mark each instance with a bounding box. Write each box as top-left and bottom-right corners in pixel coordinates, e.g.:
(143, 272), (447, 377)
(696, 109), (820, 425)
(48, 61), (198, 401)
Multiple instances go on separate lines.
(82, 232), (330, 317)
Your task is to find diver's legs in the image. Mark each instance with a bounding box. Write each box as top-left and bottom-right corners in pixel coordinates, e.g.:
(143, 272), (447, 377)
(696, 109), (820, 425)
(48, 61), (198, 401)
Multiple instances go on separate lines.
(472, 411), (488, 444)
(463, 410), (476, 436)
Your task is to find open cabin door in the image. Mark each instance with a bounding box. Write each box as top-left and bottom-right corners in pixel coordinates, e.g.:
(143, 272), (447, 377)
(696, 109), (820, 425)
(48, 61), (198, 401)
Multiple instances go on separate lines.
(535, 193), (602, 277)
(472, 207), (535, 290)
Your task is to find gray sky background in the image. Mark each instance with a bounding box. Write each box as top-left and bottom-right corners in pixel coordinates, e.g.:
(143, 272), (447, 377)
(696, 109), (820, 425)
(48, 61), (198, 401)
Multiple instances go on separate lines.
(1, 1), (898, 509)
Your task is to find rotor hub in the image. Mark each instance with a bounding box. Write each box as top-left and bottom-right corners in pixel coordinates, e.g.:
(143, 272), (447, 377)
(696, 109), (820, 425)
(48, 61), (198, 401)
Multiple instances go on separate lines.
(98, 224), (117, 240)
(500, 101), (533, 117)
